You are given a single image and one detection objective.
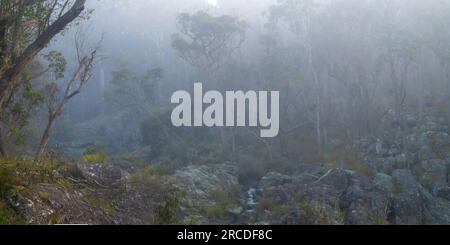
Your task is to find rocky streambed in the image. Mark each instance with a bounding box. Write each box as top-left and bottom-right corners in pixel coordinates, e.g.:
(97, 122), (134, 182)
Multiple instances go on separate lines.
(5, 158), (450, 225)
(5, 113), (450, 225)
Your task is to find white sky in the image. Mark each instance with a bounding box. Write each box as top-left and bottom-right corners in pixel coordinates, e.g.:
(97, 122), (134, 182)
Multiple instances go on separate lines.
(205, 0), (218, 7)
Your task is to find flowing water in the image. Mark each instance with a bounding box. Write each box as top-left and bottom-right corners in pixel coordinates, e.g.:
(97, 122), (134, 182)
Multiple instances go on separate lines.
(246, 187), (258, 212)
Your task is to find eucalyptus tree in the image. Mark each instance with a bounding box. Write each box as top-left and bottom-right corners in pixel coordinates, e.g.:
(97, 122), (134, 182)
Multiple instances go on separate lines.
(0, 0), (88, 156)
(171, 11), (247, 80)
(267, 0), (326, 155)
(35, 36), (99, 161)
(423, 0), (450, 122)
(0, 0), (88, 114)
(171, 11), (247, 153)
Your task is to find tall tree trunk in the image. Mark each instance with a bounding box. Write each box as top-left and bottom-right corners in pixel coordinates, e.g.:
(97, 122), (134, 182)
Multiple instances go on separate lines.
(304, 7), (323, 156)
(307, 39), (322, 156)
(35, 116), (56, 162)
(0, 127), (8, 158)
(445, 68), (450, 124)
(315, 94), (322, 155)
(34, 38), (98, 162)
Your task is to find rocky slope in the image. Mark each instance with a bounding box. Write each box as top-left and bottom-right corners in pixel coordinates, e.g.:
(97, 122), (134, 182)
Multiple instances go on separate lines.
(243, 113), (450, 225)
(3, 112), (450, 225)
(165, 112), (450, 225)
(5, 160), (137, 224)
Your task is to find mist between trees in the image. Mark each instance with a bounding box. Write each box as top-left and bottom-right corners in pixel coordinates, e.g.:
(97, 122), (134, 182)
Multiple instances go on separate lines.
(1, 0), (450, 166)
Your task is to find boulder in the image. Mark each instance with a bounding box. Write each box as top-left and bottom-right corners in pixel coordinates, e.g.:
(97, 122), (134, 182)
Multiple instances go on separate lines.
(373, 173), (394, 193)
(76, 163), (130, 187)
(390, 170), (423, 224)
(419, 186), (450, 224)
(419, 160), (448, 195)
(340, 174), (390, 225)
(259, 172), (292, 190)
(170, 163), (239, 207)
(7, 184), (119, 224)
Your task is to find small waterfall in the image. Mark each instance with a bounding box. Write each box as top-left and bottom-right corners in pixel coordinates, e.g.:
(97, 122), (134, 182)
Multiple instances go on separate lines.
(246, 187), (259, 213)
(247, 188), (257, 206)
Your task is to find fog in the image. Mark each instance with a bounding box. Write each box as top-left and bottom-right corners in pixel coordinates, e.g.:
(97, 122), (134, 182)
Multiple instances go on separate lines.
(3, 0), (450, 225)
(47, 0), (450, 158)
(47, 0), (277, 153)
(40, 0), (450, 164)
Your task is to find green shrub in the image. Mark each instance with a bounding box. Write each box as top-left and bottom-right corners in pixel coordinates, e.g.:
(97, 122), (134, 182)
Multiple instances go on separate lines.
(183, 215), (204, 225)
(256, 197), (279, 212)
(57, 178), (73, 189)
(140, 109), (173, 161)
(83, 153), (109, 164)
(83, 144), (109, 164)
(0, 200), (24, 225)
(272, 204), (290, 218)
(192, 142), (228, 166)
(393, 178), (403, 193)
(420, 176), (432, 191)
(373, 214), (390, 225)
(209, 185), (241, 209)
(327, 149), (375, 176)
(299, 201), (330, 225)
(238, 154), (267, 186)
(86, 192), (115, 215)
(38, 191), (51, 202)
(0, 156), (66, 187)
(267, 156), (299, 175)
(154, 191), (182, 225)
(130, 166), (182, 224)
(200, 204), (226, 220)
